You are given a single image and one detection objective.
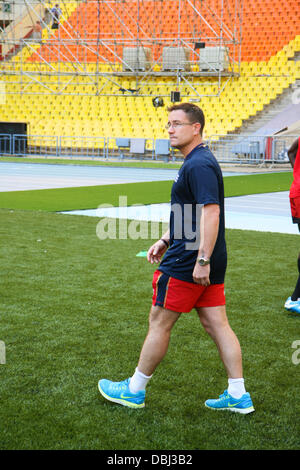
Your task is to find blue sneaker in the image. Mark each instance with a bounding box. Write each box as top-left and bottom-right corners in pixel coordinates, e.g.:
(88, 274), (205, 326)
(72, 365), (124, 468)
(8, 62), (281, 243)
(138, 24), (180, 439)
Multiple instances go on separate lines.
(284, 297), (300, 314)
(98, 378), (145, 409)
(205, 389), (255, 414)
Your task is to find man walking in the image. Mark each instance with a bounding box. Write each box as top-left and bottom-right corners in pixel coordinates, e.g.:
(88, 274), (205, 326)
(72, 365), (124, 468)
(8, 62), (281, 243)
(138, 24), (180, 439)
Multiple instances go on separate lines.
(98, 103), (254, 414)
(51, 4), (62, 30)
(285, 137), (300, 314)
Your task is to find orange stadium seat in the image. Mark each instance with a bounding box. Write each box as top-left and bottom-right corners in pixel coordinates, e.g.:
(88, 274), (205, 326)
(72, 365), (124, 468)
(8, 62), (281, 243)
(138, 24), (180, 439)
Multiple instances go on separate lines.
(26, 0), (299, 64)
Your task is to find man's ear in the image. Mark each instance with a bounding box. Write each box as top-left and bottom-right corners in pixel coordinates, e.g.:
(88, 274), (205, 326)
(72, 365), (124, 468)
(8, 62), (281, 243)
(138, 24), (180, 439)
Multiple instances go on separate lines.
(194, 122), (202, 135)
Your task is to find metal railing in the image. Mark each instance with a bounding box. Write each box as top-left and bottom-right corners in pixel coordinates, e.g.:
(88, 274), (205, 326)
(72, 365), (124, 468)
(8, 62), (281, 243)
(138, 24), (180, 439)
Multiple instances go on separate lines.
(106, 137), (155, 160)
(0, 133), (297, 164)
(208, 134), (297, 164)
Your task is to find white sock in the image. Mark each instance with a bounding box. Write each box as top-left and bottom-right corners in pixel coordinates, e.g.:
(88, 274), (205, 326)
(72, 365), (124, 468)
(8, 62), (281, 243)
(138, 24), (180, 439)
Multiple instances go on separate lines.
(129, 367), (152, 394)
(228, 378), (246, 399)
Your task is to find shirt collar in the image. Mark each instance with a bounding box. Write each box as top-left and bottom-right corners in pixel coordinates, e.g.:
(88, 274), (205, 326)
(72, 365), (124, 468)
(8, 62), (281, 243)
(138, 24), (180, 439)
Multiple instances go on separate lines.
(185, 143), (207, 161)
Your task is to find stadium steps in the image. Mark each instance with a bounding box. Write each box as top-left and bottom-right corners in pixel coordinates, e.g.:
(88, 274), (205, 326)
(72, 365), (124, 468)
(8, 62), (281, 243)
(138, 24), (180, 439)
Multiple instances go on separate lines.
(9, 1), (78, 64)
(232, 39), (300, 136)
(232, 84), (298, 135)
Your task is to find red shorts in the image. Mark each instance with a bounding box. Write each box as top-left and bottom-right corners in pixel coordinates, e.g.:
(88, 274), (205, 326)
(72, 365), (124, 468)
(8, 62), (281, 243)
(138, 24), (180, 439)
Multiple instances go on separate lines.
(152, 270), (226, 313)
(290, 197), (300, 224)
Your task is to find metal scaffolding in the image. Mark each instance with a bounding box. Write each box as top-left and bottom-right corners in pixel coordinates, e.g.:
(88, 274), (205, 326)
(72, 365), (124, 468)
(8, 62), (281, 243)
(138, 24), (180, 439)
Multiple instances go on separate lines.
(0, 0), (243, 97)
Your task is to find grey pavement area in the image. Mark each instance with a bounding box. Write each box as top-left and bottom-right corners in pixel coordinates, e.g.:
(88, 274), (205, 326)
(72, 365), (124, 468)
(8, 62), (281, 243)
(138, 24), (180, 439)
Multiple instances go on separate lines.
(0, 161), (249, 192)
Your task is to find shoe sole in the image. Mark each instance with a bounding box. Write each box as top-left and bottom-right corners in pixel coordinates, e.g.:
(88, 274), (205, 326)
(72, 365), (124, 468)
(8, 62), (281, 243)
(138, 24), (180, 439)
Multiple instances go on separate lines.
(285, 307), (300, 314)
(205, 403), (255, 414)
(98, 382), (145, 409)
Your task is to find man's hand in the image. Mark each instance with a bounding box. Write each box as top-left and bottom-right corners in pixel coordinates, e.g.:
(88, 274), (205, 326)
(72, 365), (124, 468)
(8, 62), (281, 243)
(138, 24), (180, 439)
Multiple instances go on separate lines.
(147, 239), (168, 264)
(193, 262), (210, 286)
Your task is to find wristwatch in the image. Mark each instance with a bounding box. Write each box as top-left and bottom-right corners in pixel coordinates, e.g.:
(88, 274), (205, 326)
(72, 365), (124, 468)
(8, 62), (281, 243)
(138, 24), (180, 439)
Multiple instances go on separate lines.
(197, 257), (210, 266)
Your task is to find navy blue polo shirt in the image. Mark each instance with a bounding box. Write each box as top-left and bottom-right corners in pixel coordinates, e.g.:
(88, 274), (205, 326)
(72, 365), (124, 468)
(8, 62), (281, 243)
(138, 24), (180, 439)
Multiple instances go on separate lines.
(159, 144), (227, 284)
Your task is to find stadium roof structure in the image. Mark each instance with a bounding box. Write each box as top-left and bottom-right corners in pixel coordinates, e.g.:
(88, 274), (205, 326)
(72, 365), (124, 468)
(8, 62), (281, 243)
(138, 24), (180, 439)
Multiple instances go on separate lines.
(0, 0), (243, 97)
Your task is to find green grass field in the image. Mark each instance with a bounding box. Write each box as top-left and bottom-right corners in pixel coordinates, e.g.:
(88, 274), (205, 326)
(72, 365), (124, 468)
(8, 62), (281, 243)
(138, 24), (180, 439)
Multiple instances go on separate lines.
(0, 169), (299, 450)
(0, 171), (293, 212)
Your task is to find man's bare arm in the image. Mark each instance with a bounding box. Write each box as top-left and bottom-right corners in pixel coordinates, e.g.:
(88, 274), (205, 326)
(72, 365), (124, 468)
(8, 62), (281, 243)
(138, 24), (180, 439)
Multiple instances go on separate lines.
(288, 139), (299, 168)
(193, 204), (220, 285)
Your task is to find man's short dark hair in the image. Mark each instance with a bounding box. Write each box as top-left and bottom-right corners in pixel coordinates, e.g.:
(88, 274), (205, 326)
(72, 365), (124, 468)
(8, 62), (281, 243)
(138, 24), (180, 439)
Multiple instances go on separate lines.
(167, 103), (205, 135)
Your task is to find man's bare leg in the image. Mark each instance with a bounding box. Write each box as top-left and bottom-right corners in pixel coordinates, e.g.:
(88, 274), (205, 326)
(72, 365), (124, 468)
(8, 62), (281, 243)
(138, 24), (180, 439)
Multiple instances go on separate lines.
(98, 305), (180, 406)
(196, 305), (255, 413)
(196, 305), (243, 379)
(137, 305), (181, 377)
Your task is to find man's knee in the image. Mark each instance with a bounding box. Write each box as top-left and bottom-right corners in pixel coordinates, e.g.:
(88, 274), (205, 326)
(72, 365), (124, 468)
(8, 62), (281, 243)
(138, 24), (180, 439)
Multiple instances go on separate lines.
(197, 305), (228, 333)
(148, 305), (180, 332)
